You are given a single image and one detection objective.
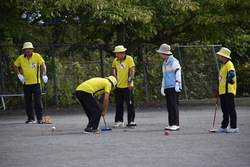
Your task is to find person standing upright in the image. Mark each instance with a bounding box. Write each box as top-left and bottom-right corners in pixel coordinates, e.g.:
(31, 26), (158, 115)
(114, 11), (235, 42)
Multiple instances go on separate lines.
(216, 47), (238, 133)
(157, 43), (182, 131)
(111, 45), (136, 128)
(13, 42), (48, 124)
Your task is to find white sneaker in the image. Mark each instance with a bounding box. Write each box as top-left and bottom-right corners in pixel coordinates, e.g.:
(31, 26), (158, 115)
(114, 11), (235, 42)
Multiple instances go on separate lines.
(218, 128), (227, 133)
(164, 126), (171, 130)
(127, 121), (137, 127)
(127, 121), (137, 128)
(169, 125), (180, 131)
(113, 122), (125, 128)
(227, 128), (239, 133)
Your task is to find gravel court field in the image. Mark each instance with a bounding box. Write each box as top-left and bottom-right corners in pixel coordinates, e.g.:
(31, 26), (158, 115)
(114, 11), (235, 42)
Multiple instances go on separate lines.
(0, 103), (249, 167)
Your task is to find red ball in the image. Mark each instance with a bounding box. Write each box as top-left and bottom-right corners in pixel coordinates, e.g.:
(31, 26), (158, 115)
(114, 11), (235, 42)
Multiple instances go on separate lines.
(165, 130), (170, 135)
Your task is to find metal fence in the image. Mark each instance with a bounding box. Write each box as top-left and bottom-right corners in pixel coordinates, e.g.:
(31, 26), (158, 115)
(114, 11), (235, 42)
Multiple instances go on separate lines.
(140, 44), (222, 101)
(0, 44), (221, 107)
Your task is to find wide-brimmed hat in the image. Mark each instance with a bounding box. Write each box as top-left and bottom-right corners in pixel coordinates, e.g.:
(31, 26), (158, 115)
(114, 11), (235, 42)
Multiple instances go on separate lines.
(113, 45), (127, 53)
(22, 42), (34, 50)
(106, 76), (117, 87)
(216, 47), (231, 59)
(156, 44), (172, 55)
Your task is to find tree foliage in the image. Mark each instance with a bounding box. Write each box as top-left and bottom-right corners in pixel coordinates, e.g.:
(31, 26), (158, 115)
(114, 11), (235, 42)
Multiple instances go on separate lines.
(0, 0), (249, 107)
(0, 0), (249, 60)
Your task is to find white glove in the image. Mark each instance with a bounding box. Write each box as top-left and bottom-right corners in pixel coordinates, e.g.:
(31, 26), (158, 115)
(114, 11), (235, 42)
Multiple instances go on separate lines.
(161, 87), (165, 96)
(17, 74), (25, 83)
(175, 83), (181, 92)
(42, 75), (48, 83)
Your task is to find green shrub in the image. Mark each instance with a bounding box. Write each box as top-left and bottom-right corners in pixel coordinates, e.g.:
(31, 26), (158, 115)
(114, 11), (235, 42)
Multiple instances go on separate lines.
(236, 62), (250, 97)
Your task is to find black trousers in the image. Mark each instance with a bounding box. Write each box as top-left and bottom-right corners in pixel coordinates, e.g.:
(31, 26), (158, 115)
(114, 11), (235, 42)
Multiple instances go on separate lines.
(220, 93), (237, 129)
(23, 84), (43, 121)
(75, 91), (102, 130)
(115, 88), (135, 123)
(164, 88), (180, 126)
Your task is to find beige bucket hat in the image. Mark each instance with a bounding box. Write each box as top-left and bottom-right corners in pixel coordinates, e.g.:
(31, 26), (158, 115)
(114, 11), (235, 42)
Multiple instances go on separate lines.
(113, 45), (127, 53)
(106, 76), (117, 87)
(216, 47), (231, 59)
(157, 43), (172, 55)
(22, 42), (34, 50)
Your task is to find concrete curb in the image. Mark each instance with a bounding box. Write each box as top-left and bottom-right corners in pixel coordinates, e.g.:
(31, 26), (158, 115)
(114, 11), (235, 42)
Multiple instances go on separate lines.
(135, 97), (250, 109)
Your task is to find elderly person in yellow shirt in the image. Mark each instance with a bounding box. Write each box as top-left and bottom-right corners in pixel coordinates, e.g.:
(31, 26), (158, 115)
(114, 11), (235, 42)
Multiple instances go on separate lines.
(111, 45), (136, 128)
(217, 47), (238, 133)
(75, 76), (117, 134)
(13, 42), (48, 124)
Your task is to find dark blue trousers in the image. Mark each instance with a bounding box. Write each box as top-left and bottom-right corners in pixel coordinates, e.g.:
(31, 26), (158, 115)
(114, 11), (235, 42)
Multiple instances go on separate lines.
(75, 91), (102, 130)
(23, 84), (43, 121)
(220, 93), (237, 129)
(114, 88), (135, 123)
(164, 88), (180, 126)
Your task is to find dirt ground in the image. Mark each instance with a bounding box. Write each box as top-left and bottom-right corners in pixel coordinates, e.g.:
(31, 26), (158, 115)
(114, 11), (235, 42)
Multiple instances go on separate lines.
(0, 98), (250, 167)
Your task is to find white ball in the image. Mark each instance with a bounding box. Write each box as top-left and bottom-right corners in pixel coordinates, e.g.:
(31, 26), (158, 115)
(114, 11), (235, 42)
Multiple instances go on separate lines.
(51, 126), (56, 131)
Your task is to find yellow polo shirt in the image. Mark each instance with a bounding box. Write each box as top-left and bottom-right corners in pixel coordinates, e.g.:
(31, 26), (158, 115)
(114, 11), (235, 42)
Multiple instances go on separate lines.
(76, 78), (112, 96)
(14, 53), (45, 85)
(219, 60), (237, 95)
(111, 55), (135, 88)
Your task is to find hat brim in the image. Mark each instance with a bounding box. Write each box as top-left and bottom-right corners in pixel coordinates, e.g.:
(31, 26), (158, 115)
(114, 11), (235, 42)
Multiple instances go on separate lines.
(22, 47), (34, 50)
(156, 50), (172, 55)
(106, 77), (116, 87)
(113, 49), (127, 53)
(217, 53), (231, 59)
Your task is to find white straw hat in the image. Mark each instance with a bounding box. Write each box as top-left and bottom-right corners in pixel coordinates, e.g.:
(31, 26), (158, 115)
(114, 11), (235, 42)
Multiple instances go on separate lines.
(216, 47), (231, 59)
(106, 76), (117, 87)
(22, 42), (34, 50)
(113, 45), (127, 53)
(156, 44), (172, 55)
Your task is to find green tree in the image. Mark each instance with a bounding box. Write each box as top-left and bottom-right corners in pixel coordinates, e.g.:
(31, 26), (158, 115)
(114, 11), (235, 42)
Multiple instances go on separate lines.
(1, 0), (249, 58)
(0, 0), (249, 106)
